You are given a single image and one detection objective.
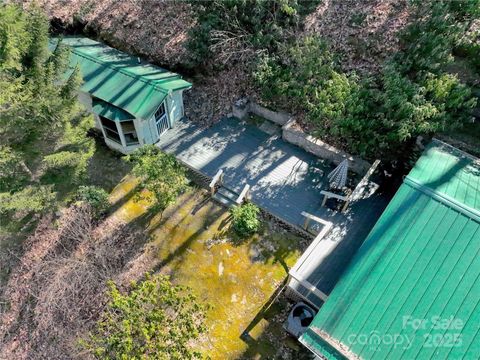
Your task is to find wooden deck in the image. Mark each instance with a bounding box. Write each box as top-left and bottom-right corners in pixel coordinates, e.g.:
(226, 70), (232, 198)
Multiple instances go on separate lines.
(158, 117), (389, 295)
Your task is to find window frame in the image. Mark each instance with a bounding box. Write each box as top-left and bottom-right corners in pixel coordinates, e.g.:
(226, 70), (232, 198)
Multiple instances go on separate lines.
(121, 120), (140, 146)
(100, 116), (122, 145)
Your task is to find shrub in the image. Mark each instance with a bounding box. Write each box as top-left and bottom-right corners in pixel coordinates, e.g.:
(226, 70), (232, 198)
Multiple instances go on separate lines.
(76, 185), (110, 216)
(254, 36), (359, 136)
(186, 0), (309, 67)
(0, 185), (56, 214)
(230, 202), (260, 237)
(0, 146), (30, 192)
(42, 114), (96, 184)
(256, 33), (477, 159)
(82, 274), (208, 359)
(456, 42), (480, 73)
(330, 64), (476, 158)
(397, 0), (480, 75)
(43, 151), (80, 169)
(126, 145), (188, 211)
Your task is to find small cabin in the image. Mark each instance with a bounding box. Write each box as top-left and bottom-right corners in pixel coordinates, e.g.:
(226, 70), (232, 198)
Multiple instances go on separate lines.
(59, 36), (191, 154)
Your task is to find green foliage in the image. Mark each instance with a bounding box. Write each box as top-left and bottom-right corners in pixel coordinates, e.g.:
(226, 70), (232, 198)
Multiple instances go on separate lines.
(397, 2), (456, 74)
(0, 146), (30, 192)
(396, 0), (480, 75)
(330, 65), (476, 156)
(455, 19), (480, 74)
(255, 36), (358, 134)
(0, 185), (56, 214)
(256, 3), (478, 159)
(126, 145), (188, 211)
(0, 4), (30, 71)
(60, 65), (82, 106)
(230, 202), (260, 237)
(0, 4), (80, 145)
(42, 114), (96, 184)
(76, 185), (110, 216)
(0, 4), (94, 217)
(186, 0), (314, 67)
(82, 274), (208, 360)
(43, 151), (81, 169)
(468, 44), (480, 72)
(23, 3), (50, 80)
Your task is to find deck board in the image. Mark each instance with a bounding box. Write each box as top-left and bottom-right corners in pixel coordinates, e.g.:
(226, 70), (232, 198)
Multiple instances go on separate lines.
(158, 117), (389, 296)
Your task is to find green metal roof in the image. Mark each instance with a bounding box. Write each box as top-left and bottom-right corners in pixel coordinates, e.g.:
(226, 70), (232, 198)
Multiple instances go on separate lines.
(408, 142), (480, 214)
(300, 140), (480, 360)
(91, 98), (133, 121)
(56, 36), (191, 120)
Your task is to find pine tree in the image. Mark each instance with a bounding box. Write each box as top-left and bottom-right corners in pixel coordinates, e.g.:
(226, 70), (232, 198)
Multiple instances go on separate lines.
(0, 4), (30, 72)
(0, 4), (94, 214)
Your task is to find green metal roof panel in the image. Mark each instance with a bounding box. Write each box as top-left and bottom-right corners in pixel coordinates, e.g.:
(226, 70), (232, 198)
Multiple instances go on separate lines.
(301, 141), (480, 360)
(157, 78), (193, 91)
(301, 330), (348, 360)
(91, 98), (133, 121)
(408, 140), (480, 212)
(57, 37), (192, 119)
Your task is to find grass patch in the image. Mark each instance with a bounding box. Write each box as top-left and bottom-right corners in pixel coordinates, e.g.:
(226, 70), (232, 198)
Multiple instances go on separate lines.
(107, 179), (307, 359)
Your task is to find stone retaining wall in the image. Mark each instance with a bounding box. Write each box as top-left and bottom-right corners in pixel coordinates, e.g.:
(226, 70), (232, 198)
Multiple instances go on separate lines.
(232, 98), (290, 126)
(232, 98), (371, 175)
(181, 160), (212, 189)
(250, 102), (290, 126)
(259, 208), (314, 241)
(282, 119), (371, 174)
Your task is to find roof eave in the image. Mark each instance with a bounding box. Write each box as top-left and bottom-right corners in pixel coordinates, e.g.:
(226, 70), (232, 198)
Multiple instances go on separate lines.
(173, 84), (192, 91)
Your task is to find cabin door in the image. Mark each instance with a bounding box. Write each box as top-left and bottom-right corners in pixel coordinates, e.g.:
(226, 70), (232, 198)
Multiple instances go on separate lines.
(154, 102), (169, 137)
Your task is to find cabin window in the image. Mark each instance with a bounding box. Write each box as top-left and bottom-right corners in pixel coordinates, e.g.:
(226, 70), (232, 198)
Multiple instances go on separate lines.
(121, 120), (139, 146)
(154, 102), (169, 136)
(100, 116), (121, 144)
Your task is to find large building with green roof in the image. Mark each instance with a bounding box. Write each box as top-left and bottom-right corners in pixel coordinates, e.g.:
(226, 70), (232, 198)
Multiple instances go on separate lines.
(300, 140), (480, 359)
(55, 36), (191, 154)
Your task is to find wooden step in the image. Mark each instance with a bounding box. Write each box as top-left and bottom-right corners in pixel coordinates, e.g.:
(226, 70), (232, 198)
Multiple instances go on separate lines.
(212, 191), (237, 208)
(217, 186), (239, 201)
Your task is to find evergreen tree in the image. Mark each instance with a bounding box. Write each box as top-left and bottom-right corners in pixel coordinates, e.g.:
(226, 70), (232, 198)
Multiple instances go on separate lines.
(0, 4), (94, 215)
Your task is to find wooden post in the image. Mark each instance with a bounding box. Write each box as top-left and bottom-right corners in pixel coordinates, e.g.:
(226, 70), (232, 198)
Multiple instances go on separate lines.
(321, 194), (328, 207)
(236, 184), (250, 204)
(209, 169), (224, 196)
(303, 217), (311, 230)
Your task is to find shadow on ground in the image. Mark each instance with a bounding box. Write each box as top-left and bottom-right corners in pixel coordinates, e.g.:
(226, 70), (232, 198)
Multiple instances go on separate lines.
(108, 176), (308, 359)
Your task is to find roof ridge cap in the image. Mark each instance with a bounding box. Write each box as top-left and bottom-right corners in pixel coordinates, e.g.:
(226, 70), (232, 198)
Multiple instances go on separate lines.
(404, 176), (480, 223)
(432, 138), (480, 162)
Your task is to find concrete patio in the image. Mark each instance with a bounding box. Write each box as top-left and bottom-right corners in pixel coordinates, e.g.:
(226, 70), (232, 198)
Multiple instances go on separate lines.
(157, 117), (389, 295)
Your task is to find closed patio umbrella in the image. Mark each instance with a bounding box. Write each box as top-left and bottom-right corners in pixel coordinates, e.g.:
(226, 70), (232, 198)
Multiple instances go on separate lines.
(328, 159), (349, 189)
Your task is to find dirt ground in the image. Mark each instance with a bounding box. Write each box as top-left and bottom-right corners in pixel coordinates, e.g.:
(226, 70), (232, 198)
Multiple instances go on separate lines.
(303, 0), (411, 75)
(0, 136), (130, 290)
(1, 170), (313, 359)
(26, 0), (195, 68)
(22, 0), (414, 126)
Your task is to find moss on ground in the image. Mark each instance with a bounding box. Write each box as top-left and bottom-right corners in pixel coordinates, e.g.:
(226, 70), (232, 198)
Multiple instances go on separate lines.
(110, 177), (306, 359)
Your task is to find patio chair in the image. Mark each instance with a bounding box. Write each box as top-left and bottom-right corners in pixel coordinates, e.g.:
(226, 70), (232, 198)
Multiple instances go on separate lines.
(321, 160), (380, 212)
